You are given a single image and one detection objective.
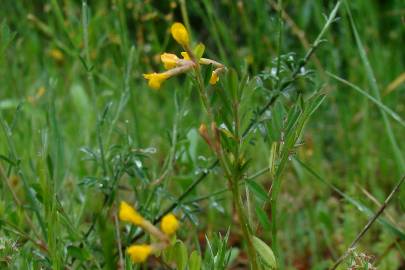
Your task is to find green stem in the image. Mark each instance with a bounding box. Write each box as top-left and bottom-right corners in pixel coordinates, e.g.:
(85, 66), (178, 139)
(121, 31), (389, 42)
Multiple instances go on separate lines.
(189, 40), (259, 267)
(195, 67), (214, 121)
(232, 179), (259, 270)
(270, 175), (281, 257)
(179, 0), (192, 37)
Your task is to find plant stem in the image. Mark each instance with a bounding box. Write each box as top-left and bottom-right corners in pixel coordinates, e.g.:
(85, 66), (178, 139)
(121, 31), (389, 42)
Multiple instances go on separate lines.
(195, 66), (214, 122)
(330, 174), (405, 270)
(232, 177), (259, 270)
(267, 0), (342, 258)
(192, 52), (259, 268)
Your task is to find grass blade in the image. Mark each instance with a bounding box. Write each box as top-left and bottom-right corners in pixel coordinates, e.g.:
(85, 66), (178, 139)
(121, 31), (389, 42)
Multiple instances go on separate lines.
(327, 72), (405, 127)
(344, 1), (405, 173)
(295, 158), (405, 240)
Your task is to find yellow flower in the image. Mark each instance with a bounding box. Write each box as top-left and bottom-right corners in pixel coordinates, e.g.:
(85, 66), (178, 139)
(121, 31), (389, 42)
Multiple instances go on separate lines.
(127, 244), (152, 263)
(49, 48), (64, 62)
(160, 53), (179, 69)
(180, 52), (190, 60)
(36, 86), (46, 98)
(143, 72), (169, 90)
(160, 213), (180, 235)
(119, 201), (144, 226)
(171, 22), (189, 47)
(209, 71), (219, 85)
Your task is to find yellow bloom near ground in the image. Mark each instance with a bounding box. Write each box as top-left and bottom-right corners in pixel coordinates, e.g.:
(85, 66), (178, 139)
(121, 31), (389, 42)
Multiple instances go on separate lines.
(160, 213), (180, 235)
(127, 244), (153, 263)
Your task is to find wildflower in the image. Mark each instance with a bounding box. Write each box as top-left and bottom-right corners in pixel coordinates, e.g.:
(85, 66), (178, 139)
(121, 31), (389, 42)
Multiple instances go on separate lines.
(143, 23), (225, 90)
(28, 86), (46, 104)
(127, 244), (153, 263)
(49, 48), (64, 62)
(171, 22), (189, 47)
(209, 71), (219, 85)
(160, 213), (179, 235)
(143, 72), (170, 90)
(119, 201), (144, 226)
(36, 86), (46, 98)
(161, 53), (179, 69)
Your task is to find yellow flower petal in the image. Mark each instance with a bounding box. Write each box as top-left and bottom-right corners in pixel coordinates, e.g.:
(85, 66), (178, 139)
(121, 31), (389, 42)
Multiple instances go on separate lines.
(160, 53), (179, 69)
(171, 22), (189, 47)
(119, 201), (144, 226)
(180, 52), (190, 60)
(160, 213), (180, 235)
(209, 71), (219, 85)
(127, 244), (152, 263)
(143, 72), (169, 90)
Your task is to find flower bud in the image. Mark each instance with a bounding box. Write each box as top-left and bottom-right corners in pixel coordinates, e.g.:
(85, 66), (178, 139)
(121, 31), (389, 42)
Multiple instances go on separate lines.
(171, 22), (189, 47)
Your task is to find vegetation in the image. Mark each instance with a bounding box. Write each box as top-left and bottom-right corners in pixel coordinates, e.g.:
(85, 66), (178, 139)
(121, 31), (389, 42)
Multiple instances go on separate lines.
(0, 0), (404, 269)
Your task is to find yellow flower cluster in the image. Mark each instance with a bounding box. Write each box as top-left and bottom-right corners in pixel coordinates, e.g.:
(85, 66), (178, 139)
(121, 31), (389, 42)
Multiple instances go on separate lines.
(119, 201), (180, 264)
(143, 22), (225, 90)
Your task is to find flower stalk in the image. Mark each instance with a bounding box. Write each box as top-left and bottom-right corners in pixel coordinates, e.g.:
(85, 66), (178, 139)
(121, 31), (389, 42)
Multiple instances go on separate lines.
(118, 201), (180, 264)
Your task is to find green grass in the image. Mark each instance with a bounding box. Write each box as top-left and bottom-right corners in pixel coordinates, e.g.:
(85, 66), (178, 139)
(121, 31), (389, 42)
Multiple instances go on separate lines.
(0, 0), (404, 269)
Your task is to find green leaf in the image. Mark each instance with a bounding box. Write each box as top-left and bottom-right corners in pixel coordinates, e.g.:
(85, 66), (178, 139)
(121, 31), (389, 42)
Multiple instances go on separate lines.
(228, 68), (239, 101)
(67, 245), (90, 261)
(174, 240), (188, 270)
(1, 20), (16, 55)
(203, 62), (214, 86)
(193, 43), (205, 60)
(0, 154), (16, 166)
(247, 180), (269, 202)
(255, 206), (271, 231)
(189, 250), (202, 270)
(252, 236), (277, 269)
(267, 101), (286, 142)
(268, 142), (278, 178)
(162, 243), (176, 263)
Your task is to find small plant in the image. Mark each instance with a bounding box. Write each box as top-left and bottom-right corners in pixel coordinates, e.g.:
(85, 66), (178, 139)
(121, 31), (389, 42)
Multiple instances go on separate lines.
(348, 251), (377, 270)
(124, 3), (345, 268)
(142, 21), (267, 268)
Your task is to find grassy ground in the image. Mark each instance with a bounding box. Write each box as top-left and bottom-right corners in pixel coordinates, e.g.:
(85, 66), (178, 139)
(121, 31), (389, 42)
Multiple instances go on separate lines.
(0, 0), (404, 269)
